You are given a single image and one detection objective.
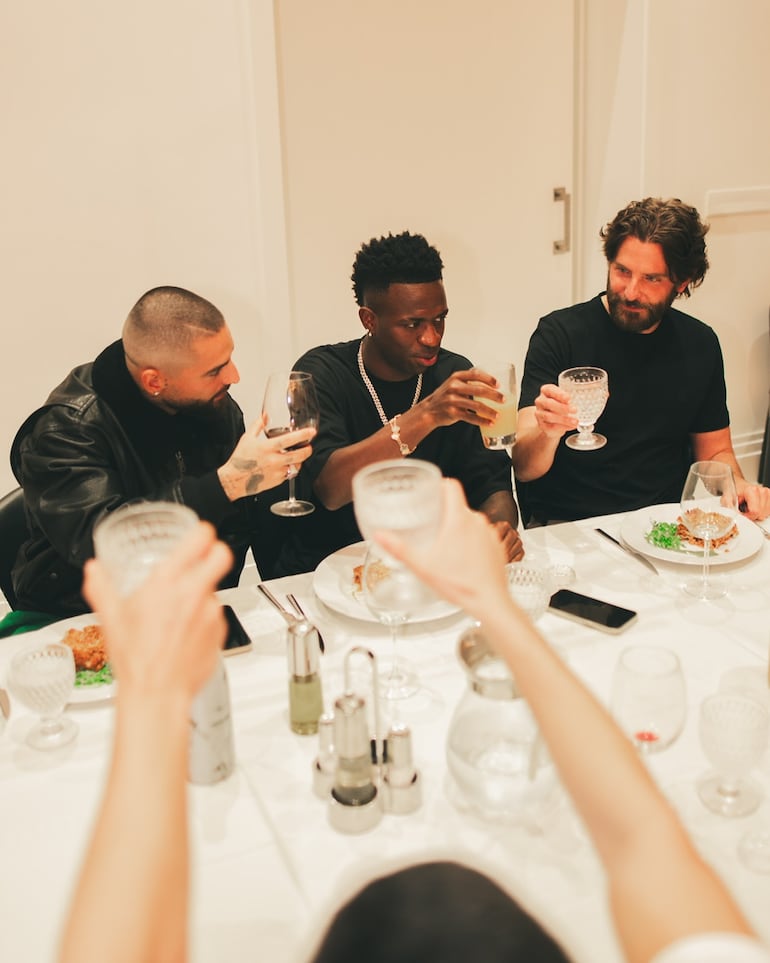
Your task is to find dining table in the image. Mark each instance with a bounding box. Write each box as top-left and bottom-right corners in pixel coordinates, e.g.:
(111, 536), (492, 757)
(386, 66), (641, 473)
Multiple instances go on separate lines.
(1, 507), (769, 963)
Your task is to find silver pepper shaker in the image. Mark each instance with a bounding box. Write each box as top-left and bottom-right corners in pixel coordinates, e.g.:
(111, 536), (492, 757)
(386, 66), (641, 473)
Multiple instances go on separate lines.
(188, 654), (235, 785)
(328, 692), (382, 833)
(383, 722), (421, 814)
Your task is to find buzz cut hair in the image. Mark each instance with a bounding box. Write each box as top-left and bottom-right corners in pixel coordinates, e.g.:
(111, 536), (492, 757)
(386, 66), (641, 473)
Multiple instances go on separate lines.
(351, 231), (444, 307)
(122, 286), (225, 368)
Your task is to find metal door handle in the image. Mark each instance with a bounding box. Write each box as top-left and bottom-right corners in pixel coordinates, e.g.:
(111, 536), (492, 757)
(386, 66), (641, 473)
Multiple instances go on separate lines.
(553, 186), (571, 254)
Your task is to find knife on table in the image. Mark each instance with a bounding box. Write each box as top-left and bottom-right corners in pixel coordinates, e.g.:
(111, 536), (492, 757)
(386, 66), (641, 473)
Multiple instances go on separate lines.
(595, 528), (659, 576)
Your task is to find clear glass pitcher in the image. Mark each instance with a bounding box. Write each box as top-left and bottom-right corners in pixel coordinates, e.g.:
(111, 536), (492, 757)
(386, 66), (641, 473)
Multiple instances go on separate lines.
(446, 625), (556, 824)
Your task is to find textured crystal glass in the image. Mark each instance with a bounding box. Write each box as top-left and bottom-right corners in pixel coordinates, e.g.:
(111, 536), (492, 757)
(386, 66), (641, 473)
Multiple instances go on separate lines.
(8, 643), (78, 750)
(352, 458), (442, 548)
(558, 366), (609, 450)
(506, 563), (550, 622)
(93, 501), (199, 596)
(697, 693), (769, 817)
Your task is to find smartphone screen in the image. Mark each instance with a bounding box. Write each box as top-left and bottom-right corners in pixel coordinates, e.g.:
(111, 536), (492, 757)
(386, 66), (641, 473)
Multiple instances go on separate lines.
(223, 604), (253, 655)
(548, 589), (637, 634)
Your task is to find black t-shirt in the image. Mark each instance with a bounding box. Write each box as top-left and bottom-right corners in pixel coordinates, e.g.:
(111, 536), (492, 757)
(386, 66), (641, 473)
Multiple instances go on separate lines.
(517, 294), (730, 522)
(273, 339), (513, 574)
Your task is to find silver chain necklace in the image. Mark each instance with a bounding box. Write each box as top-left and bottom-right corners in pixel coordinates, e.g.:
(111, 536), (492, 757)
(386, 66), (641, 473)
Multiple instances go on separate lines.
(357, 338), (423, 425)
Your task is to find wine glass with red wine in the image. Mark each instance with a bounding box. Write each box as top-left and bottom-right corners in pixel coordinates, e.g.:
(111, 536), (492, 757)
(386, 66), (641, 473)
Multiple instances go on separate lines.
(261, 370), (319, 517)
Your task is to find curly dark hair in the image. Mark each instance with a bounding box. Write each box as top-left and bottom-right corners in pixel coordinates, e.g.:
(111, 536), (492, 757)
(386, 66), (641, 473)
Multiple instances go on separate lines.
(351, 231), (444, 306)
(600, 197), (710, 298)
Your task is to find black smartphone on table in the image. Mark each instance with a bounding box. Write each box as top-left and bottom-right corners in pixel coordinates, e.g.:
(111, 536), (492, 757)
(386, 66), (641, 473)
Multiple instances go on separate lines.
(548, 589), (637, 634)
(223, 604), (253, 655)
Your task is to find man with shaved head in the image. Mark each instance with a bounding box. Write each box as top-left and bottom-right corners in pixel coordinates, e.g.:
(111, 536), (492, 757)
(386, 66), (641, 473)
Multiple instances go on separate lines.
(11, 286), (313, 615)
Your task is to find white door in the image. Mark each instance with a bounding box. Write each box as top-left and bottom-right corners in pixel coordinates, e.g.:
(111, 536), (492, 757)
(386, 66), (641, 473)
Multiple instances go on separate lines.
(273, 0), (575, 372)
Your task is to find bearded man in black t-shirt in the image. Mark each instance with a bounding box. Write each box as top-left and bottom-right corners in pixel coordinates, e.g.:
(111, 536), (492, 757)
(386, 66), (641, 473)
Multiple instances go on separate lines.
(513, 197), (770, 525)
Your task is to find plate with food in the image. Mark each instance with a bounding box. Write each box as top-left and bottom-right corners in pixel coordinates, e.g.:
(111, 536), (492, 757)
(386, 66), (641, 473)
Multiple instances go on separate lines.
(619, 503), (764, 567)
(312, 542), (462, 623)
(42, 616), (116, 704)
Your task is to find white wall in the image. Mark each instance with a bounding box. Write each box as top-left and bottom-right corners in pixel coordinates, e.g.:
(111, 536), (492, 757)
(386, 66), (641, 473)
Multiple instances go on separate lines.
(578, 0), (770, 478)
(0, 0), (289, 494)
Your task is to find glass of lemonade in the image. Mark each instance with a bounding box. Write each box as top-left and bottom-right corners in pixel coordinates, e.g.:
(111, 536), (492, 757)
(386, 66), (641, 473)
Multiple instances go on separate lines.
(477, 362), (517, 450)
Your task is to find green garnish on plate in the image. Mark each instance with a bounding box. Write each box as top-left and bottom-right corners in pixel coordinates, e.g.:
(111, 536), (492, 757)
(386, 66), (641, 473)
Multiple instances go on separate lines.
(645, 520), (683, 551)
(75, 664), (113, 688)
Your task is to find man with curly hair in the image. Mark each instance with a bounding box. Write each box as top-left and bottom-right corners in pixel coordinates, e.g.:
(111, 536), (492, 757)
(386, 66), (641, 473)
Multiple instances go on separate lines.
(273, 231), (523, 575)
(513, 197), (770, 525)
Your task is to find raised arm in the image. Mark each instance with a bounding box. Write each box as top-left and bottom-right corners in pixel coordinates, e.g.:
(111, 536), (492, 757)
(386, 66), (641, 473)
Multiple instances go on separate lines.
(59, 524), (232, 963)
(511, 385), (577, 482)
(376, 481), (755, 963)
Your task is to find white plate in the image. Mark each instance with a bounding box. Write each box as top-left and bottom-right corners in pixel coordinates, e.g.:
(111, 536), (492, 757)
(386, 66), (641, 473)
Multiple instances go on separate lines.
(619, 503), (764, 567)
(312, 542), (461, 623)
(38, 614), (117, 705)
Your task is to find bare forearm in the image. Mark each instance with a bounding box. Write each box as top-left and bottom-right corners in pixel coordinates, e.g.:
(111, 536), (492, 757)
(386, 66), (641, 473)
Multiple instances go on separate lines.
(479, 489), (519, 529)
(478, 600), (751, 956)
(314, 406), (437, 510)
(510, 410), (561, 482)
(60, 697), (190, 963)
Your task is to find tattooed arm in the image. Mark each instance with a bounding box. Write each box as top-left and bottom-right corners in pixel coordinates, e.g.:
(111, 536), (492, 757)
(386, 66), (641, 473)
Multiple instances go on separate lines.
(217, 415), (315, 501)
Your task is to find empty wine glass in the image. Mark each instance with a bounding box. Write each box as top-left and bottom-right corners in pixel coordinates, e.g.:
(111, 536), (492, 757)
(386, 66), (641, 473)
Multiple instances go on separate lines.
(558, 366), (609, 450)
(679, 461), (737, 600)
(506, 563), (550, 622)
(262, 370), (319, 517)
(93, 501), (198, 595)
(610, 646), (686, 753)
(8, 643), (78, 750)
(360, 543), (435, 700)
(697, 693), (769, 817)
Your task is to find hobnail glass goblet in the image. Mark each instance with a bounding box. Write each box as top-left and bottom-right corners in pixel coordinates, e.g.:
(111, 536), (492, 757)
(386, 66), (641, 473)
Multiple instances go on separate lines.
(8, 643), (78, 750)
(506, 563), (550, 622)
(697, 692), (769, 817)
(558, 366), (609, 450)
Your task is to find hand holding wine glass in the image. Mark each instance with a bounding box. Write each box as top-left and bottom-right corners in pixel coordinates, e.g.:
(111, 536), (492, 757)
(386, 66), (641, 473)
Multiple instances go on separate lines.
(262, 371), (320, 517)
(679, 460), (738, 600)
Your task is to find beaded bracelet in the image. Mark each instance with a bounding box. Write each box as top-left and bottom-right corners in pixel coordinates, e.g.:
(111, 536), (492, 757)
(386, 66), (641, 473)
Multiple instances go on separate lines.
(388, 414), (414, 456)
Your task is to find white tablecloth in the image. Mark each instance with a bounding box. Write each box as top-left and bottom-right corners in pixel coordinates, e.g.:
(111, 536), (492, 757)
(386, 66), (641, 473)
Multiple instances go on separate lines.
(1, 512), (769, 963)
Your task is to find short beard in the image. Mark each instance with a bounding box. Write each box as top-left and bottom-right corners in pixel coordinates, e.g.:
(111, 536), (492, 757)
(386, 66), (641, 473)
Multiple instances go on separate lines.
(170, 392), (231, 423)
(605, 285), (677, 334)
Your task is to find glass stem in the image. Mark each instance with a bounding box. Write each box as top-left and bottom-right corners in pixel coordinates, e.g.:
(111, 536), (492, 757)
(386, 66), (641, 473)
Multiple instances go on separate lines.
(702, 537), (711, 587)
(287, 476), (297, 505)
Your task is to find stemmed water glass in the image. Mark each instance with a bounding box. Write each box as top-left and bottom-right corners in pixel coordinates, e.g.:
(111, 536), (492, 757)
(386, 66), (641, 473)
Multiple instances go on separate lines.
(679, 461), (737, 600)
(610, 645), (686, 753)
(7, 643), (78, 750)
(262, 371), (320, 517)
(558, 366), (609, 450)
(360, 543), (433, 700)
(697, 692), (769, 817)
(352, 459), (443, 700)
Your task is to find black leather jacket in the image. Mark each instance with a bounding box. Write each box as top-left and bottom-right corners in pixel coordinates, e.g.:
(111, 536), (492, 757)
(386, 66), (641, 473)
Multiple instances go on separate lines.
(11, 341), (253, 615)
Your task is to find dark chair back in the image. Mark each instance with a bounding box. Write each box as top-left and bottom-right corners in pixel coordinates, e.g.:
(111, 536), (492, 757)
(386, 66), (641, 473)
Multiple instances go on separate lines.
(0, 488), (28, 610)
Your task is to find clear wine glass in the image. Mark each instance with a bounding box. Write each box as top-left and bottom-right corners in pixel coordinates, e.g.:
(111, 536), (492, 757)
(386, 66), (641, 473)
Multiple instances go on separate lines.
(352, 459), (444, 699)
(262, 370), (319, 517)
(360, 543), (435, 700)
(8, 643), (78, 750)
(697, 692), (769, 817)
(610, 645), (686, 753)
(558, 366), (609, 450)
(679, 460), (737, 600)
